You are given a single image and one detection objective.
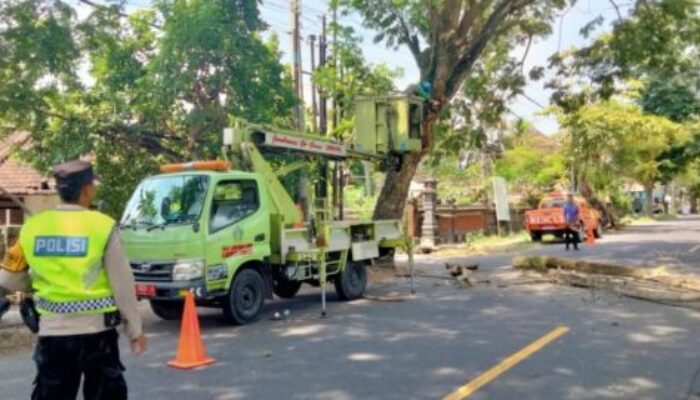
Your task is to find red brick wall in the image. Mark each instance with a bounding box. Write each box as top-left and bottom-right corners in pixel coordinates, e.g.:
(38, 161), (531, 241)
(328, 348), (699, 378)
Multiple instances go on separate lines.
(436, 210), (487, 234)
(409, 204), (528, 244)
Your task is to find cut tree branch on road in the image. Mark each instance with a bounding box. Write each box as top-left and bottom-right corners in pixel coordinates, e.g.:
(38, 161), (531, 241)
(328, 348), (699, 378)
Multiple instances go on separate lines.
(513, 256), (700, 296)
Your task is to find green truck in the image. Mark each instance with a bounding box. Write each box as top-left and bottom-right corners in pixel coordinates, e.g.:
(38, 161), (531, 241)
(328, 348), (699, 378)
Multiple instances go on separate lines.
(119, 96), (422, 324)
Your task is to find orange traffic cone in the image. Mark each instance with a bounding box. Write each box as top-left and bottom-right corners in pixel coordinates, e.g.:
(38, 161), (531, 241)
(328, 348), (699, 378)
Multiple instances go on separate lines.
(167, 292), (215, 369)
(586, 226), (596, 246)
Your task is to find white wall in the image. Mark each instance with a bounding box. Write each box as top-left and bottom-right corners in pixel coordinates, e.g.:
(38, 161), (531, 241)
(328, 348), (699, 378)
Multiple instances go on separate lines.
(24, 194), (60, 215)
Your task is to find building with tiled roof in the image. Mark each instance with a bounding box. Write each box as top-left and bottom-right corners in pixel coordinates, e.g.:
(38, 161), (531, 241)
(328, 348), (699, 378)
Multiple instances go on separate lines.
(0, 132), (55, 195)
(1, 133), (60, 255)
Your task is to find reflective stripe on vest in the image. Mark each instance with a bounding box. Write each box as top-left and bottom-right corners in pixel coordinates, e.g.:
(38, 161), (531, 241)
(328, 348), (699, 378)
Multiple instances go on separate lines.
(35, 296), (116, 314)
(20, 209), (117, 315)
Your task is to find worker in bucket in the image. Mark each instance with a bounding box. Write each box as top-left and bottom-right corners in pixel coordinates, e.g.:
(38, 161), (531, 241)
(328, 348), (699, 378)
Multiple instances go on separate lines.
(0, 160), (145, 400)
(563, 192), (581, 251)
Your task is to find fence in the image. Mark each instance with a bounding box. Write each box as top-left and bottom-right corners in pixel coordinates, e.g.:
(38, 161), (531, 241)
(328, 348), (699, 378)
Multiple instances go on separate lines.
(408, 203), (527, 245)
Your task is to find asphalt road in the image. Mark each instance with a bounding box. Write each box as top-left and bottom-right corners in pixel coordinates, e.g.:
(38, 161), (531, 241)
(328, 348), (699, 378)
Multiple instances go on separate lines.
(1, 218), (699, 399)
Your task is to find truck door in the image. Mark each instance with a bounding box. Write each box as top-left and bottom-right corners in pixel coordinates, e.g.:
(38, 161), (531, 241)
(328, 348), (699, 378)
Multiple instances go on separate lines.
(204, 179), (270, 292)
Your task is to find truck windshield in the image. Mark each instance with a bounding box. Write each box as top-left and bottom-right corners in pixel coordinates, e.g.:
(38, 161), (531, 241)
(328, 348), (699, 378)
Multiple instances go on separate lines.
(121, 175), (209, 229)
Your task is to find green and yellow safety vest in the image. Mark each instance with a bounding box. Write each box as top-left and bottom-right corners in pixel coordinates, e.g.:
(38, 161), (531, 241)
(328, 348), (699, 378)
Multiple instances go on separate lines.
(20, 209), (118, 315)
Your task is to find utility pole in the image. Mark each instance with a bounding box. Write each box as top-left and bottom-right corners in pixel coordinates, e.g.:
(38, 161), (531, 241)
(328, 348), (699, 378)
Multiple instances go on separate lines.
(291, 0), (309, 223)
(329, 5), (341, 219)
(319, 15), (328, 135)
(332, 4), (339, 131)
(570, 130), (576, 192)
(291, 0), (304, 132)
(331, 6), (345, 219)
(316, 15), (329, 214)
(309, 34), (318, 132)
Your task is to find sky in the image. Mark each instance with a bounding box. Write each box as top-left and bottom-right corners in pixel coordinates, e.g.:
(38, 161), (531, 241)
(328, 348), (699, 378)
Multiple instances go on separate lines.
(76, 0), (635, 135)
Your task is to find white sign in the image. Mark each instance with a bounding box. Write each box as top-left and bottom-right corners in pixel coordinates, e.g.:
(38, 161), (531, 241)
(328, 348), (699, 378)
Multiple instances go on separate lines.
(492, 177), (511, 221)
(264, 133), (347, 157)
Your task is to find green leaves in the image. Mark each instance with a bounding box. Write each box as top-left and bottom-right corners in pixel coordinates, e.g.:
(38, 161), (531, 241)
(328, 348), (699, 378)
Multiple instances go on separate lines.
(313, 21), (401, 138)
(560, 99), (690, 193)
(640, 78), (700, 123)
(550, 0), (700, 110)
(0, 0), (295, 216)
(494, 130), (566, 205)
(548, 0), (700, 196)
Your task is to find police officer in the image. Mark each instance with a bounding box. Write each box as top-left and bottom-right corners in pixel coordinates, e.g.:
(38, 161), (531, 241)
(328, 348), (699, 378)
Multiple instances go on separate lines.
(0, 160), (146, 400)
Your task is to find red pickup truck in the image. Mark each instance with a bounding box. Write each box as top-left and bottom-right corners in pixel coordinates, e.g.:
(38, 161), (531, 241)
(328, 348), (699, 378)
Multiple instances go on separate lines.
(524, 193), (603, 242)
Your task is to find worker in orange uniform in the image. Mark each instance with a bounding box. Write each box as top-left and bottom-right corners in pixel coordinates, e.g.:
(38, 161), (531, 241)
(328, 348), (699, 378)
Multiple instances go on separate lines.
(0, 160), (145, 400)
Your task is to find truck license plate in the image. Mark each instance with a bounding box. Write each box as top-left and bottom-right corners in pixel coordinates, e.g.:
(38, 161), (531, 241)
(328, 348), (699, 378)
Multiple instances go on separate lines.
(135, 284), (156, 297)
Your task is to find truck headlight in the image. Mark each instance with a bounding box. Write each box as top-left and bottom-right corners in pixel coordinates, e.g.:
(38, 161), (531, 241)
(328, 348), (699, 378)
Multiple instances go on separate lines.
(172, 259), (204, 281)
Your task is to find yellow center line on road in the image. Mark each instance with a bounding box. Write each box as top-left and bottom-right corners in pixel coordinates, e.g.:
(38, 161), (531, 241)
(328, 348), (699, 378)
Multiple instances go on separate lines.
(442, 325), (570, 400)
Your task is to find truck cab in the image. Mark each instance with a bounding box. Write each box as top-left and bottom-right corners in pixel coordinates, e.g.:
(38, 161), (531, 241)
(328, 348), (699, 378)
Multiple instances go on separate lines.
(120, 169), (273, 323)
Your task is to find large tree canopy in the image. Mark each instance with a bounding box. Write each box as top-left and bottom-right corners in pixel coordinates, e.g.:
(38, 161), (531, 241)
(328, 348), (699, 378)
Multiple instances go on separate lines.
(559, 99), (691, 216)
(0, 0), (294, 214)
(543, 0), (700, 219)
(339, 0), (567, 219)
(549, 0), (700, 112)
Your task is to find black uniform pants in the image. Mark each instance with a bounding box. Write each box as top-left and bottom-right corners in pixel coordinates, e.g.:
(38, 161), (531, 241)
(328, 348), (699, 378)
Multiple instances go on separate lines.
(564, 226), (580, 250)
(32, 328), (127, 400)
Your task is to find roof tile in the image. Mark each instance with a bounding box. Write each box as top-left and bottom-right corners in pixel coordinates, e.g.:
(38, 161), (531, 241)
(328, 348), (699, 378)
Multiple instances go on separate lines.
(0, 133), (56, 195)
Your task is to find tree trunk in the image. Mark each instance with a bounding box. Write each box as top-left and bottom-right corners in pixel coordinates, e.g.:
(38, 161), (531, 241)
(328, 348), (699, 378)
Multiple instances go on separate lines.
(691, 192), (699, 214)
(372, 151), (424, 220)
(578, 180), (617, 227)
(372, 110), (438, 220)
(644, 183), (654, 217)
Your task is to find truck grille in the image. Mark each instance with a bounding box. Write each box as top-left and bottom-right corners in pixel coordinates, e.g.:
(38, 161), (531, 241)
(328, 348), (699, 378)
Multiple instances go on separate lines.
(130, 261), (174, 282)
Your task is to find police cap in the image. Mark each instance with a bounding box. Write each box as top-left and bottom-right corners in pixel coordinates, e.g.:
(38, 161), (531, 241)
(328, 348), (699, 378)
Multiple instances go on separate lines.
(52, 160), (96, 190)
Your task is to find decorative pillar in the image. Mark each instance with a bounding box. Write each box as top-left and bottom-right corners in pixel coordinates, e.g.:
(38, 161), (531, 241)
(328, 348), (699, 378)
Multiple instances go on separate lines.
(420, 178), (437, 251)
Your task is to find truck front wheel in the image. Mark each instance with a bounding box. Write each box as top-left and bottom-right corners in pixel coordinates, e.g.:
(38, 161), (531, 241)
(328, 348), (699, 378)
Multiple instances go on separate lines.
(223, 268), (265, 325)
(334, 260), (367, 301)
(149, 300), (184, 321)
(273, 278), (302, 299)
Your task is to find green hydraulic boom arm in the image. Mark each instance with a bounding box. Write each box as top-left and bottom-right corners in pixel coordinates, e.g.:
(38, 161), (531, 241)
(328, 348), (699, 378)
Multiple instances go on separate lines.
(223, 121), (352, 228)
(222, 95), (424, 227)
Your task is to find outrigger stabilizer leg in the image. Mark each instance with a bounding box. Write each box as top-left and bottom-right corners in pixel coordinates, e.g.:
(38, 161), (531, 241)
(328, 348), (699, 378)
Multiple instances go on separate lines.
(320, 253), (327, 318)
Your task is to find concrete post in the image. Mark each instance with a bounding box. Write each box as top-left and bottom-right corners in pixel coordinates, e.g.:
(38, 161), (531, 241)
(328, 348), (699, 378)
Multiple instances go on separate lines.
(419, 178), (437, 251)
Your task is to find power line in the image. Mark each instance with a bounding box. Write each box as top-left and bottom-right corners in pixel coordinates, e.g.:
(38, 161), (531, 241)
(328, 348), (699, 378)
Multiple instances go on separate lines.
(268, 0), (326, 15)
(261, 4), (322, 32)
(519, 93), (547, 110)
